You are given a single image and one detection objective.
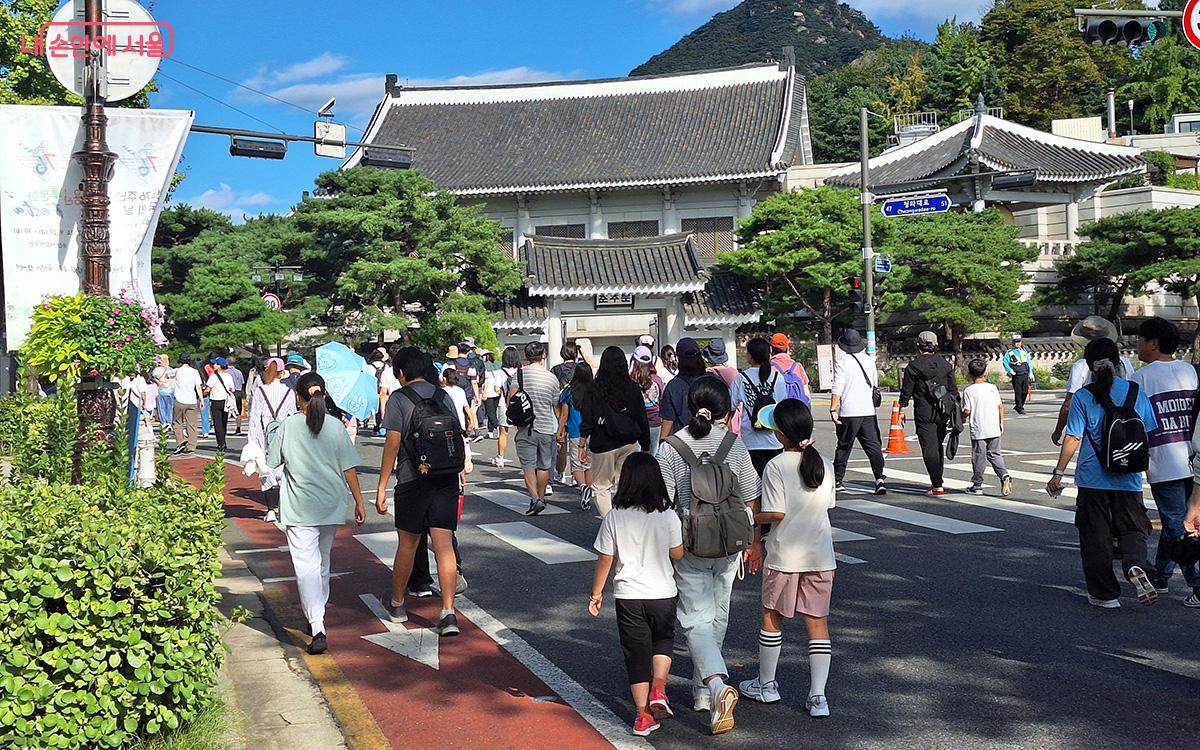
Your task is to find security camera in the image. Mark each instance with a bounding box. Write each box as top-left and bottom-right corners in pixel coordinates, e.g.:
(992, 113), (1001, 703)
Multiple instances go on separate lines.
(318, 97), (336, 117)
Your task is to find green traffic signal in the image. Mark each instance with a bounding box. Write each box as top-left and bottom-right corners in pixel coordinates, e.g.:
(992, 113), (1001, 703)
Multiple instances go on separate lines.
(1081, 16), (1170, 46)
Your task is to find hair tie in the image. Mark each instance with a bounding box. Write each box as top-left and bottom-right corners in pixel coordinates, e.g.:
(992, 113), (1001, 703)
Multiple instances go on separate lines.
(796, 438), (815, 450)
(1092, 360), (1117, 377)
(307, 385), (322, 397)
(696, 408), (713, 420)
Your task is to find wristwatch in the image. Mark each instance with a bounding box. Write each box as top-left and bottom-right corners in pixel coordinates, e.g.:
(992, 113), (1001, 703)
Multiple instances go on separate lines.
(1052, 468), (1066, 477)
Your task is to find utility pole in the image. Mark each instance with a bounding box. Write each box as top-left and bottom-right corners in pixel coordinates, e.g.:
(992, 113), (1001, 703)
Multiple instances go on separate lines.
(252, 261), (303, 356)
(860, 107), (876, 356)
(76, 0), (116, 295)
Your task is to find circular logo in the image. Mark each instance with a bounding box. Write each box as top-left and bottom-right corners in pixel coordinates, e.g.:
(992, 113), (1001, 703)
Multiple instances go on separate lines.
(1186, 0), (1200, 51)
(262, 293), (282, 311)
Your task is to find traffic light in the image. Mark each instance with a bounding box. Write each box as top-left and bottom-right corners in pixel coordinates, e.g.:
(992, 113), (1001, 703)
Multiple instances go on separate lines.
(846, 275), (863, 307)
(1082, 17), (1169, 46)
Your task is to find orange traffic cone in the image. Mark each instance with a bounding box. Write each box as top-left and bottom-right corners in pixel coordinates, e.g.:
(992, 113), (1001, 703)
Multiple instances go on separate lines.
(885, 401), (909, 454)
(1027, 384), (1033, 403)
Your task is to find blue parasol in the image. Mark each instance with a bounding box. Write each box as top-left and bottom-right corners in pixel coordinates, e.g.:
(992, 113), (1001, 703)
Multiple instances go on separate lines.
(315, 342), (379, 421)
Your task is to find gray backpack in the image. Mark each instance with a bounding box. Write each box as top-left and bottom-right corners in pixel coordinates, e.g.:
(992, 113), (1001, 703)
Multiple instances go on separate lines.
(666, 432), (754, 559)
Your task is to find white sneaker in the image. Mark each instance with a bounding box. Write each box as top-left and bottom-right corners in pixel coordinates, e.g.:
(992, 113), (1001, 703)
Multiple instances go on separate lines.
(692, 688), (712, 713)
(264, 510), (277, 523)
(738, 678), (781, 704)
(1087, 595), (1121, 609)
(806, 695), (830, 718)
(545, 483), (553, 496)
(1183, 593), (1200, 608)
(709, 684), (738, 735)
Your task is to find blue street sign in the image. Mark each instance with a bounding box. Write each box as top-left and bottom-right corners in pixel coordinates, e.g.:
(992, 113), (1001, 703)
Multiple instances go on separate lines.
(881, 194), (951, 218)
(874, 255), (892, 274)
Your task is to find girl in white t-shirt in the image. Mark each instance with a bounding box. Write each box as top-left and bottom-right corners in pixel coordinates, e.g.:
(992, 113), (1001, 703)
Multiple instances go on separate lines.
(589, 451), (684, 738)
(741, 398), (836, 718)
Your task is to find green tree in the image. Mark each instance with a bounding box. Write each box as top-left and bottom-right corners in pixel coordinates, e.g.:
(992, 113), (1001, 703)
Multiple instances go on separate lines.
(294, 168), (521, 348)
(1053, 208), (1200, 359)
(0, 0), (154, 106)
(722, 187), (878, 344)
(880, 209), (1037, 367)
(1120, 37), (1200, 134)
(923, 19), (1003, 120)
(980, 0), (1140, 129)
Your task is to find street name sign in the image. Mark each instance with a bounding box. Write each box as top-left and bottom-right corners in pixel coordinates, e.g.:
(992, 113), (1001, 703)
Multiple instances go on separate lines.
(881, 194), (951, 218)
(874, 255), (892, 274)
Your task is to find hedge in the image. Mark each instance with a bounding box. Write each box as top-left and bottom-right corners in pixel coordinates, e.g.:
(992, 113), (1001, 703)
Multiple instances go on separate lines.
(0, 463), (227, 748)
(0, 394), (77, 483)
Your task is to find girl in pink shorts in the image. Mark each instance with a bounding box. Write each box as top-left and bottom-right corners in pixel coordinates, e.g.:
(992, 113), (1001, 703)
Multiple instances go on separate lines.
(740, 399), (837, 718)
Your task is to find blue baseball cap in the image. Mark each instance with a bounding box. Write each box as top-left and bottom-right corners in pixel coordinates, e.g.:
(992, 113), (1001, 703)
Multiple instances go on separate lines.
(285, 354), (305, 366)
(756, 403), (780, 431)
(212, 356), (228, 367)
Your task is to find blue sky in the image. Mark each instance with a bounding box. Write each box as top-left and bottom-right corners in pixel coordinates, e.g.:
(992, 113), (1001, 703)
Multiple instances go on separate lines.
(153, 1), (982, 221)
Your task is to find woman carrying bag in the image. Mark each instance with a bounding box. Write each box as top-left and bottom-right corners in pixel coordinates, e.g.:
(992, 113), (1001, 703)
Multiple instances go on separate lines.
(581, 347), (651, 516)
(248, 358), (296, 523)
(268, 372), (367, 655)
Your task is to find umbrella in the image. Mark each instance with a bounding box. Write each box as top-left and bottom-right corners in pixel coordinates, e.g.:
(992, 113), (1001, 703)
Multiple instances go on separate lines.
(315, 342), (379, 421)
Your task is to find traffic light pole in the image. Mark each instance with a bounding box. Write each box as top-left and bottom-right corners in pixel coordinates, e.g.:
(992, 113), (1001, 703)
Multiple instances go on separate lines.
(860, 107), (876, 356)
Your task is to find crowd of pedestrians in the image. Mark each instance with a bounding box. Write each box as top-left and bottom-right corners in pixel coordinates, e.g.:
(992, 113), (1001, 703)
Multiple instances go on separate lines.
(143, 315), (1200, 737)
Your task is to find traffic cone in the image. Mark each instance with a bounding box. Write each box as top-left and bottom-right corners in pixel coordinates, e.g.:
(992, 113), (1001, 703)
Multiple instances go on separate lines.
(885, 401), (909, 454)
(1027, 384), (1034, 403)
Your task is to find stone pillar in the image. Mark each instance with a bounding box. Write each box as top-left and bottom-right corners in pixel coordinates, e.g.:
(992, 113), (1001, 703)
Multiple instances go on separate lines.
(546, 298), (564, 368)
(662, 187), (680, 234)
(664, 298), (684, 344)
(588, 191), (605, 239)
(736, 182), (754, 221)
(515, 195), (532, 253)
(1065, 193), (1080, 242)
(722, 328), (739, 369)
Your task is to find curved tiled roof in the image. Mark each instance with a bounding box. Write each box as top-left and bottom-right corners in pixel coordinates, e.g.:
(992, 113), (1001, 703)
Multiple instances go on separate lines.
(351, 64), (810, 195)
(827, 114), (1145, 191)
(521, 234), (708, 297)
(683, 271), (760, 327)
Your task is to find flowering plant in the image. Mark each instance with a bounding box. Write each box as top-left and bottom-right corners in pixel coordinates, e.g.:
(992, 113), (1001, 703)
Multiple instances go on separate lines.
(21, 291), (166, 385)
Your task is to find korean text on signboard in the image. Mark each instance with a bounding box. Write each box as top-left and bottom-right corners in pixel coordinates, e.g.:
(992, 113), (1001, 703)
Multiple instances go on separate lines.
(20, 20), (174, 59)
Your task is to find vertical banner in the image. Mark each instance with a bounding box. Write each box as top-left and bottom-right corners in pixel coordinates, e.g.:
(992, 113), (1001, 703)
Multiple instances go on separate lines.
(816, 344), (835, 392)
(0, 105), (193, 350)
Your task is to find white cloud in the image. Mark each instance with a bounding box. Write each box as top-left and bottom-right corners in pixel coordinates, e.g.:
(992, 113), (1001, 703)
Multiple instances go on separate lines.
(650, 0), (737, 16)
(245, 64), (581, 124)
(241, 52), (349, 90)
(843, 0), (984, 27)
(185, 183), (279, 224)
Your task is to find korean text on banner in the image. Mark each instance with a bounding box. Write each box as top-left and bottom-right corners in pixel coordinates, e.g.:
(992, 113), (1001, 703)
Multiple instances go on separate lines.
(0, 105), (194, 350)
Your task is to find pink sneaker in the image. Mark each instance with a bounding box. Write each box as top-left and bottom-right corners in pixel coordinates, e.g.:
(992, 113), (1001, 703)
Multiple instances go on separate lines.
(632, 714), (660, 737)
(649, 688), (673, 720)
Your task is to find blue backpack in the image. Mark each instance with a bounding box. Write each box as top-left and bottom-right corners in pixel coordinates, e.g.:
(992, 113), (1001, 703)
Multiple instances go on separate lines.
(771, 361), (811, 407)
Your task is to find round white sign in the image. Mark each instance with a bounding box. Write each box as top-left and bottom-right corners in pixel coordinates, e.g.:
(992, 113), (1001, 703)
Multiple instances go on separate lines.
(1185, 0), (1200, 51)
(262, 293), (282, 312)
(45, 0), (164, 102)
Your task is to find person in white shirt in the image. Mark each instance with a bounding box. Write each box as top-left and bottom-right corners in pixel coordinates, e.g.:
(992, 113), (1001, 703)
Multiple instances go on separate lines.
(828, 330), (886, 495)
(205, 356), (237, 453)
(442, 367), (478, 478)
(171, 354), (205, 454)
(961, 360), (1013, 497)
(1052, 316), (1136, 445)
(589, 451), (684, 738)
(1130, 317), (1200, 605)
(740, 399), (836, 719)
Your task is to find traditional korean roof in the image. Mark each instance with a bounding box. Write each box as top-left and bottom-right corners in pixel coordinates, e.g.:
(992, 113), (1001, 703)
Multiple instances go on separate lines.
(827, 111), (1146, 192)
(683, 271), (760, 328)
(348, 61), (812, 196)
(493, 291), (548, 331)
(521, 234), (708, 297)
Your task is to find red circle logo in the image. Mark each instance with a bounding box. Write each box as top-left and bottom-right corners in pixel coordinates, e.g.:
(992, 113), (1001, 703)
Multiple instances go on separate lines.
(1185, 0), (1200, 51)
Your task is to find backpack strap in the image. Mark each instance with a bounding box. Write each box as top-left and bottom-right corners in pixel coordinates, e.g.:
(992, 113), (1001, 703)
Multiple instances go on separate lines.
(665, 434), (700, 468)
(1121, 381), (1139, 411)
(258, 385), (285, 419)
(849, 353), (873, 387)
(713, 431), (737, 464)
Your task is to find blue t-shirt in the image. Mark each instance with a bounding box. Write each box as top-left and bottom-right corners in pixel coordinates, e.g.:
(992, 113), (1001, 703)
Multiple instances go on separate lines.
(1066, 378), (1158, 492)
(559, 388), (583, 439)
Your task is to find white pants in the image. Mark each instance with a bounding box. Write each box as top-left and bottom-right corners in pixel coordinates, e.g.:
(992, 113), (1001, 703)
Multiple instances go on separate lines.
(286, 525), (337, 635)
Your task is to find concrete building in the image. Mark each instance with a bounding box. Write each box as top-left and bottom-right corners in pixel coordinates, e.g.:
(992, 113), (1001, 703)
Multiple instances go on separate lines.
(351, 52), (813, 363)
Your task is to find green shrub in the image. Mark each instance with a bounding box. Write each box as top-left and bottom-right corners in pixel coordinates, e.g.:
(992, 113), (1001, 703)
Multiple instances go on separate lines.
(1051, 360), (1073, 383)
(1166, 173), (1200, 191)
(1144, 150), (1175, 186)
(0, 394), (77, 483)
(0, 474), (226, 748)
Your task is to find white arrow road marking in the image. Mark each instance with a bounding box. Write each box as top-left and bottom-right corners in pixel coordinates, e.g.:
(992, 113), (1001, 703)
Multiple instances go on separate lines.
(359, 593), (440, 671)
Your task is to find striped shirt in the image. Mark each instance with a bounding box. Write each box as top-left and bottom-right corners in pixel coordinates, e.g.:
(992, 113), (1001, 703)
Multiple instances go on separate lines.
(656, 427), (760, 514)
(506, 364), (561, 435)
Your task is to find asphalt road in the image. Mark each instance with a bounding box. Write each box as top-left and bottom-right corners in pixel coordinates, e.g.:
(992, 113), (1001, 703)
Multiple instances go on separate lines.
(210, 389), (1199, 750)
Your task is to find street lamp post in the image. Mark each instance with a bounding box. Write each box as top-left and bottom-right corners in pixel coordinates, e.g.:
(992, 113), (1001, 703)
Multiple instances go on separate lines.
(860, 107), (878, 356)
(76, 0), (117, 295)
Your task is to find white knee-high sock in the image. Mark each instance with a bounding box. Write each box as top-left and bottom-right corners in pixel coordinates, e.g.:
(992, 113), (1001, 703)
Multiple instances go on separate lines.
(758, 629), (783, 684)
(808, 640), (831, 697)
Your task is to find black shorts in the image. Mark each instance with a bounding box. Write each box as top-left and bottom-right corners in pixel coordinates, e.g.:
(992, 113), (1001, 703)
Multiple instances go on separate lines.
(615, 597), (677, 685)
(393, 475), (460, 535)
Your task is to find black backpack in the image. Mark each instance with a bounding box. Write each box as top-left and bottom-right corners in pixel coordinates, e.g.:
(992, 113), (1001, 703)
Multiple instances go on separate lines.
(741, 371), (778, 431)
(506, 368), (536, 429)
(1083, 382), (1149, 474)
(400, 386), (465, 477)
(929, 379), (964, 435)
(599, 399), (642, 445)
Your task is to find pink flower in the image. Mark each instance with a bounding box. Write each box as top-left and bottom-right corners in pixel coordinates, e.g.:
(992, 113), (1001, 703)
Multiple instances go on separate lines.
(112, 309), (120, 316)
(119, 288), (127, 295)
(124, 335), (132, 342)
(107, 318), (115, 324)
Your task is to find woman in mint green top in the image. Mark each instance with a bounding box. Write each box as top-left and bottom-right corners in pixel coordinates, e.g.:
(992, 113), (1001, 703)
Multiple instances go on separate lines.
(267, 372), (366, 655)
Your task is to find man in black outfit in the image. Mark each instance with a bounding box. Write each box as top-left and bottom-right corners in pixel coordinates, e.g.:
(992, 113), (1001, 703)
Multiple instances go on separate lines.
(899, 331), (958, 496)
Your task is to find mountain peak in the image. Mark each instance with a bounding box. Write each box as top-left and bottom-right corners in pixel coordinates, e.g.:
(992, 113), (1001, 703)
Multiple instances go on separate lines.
(632, 0), (885, 79)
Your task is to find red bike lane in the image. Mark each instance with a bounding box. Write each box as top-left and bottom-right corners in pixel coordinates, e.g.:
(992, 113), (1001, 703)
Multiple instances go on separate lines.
(179, 459), (634, 750)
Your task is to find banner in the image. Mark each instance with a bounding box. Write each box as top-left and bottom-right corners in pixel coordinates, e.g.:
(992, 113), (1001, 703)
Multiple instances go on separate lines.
(0, 105), (193, 350)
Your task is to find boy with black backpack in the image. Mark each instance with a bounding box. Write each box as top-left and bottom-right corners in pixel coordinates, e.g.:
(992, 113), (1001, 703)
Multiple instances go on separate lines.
(376, 347), (467, 636)
(1046, 338), (1160, 609)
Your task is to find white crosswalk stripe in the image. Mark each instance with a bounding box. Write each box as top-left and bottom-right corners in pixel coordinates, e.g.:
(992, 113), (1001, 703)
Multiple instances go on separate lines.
(849, 465), (986, 491)
(838, 496), (1002, 534)
(832, 527), (874, 543)
(476, 488), (570, 515)
(479, 522), (598, 564)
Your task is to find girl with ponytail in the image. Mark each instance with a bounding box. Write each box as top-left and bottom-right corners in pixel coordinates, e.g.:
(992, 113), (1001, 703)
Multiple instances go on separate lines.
(740, 398), (837, 719)
(267, 371), (367, 656)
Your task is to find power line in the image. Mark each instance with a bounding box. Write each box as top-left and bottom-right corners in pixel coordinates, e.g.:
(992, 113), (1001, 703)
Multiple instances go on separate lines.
(155, 70), (286, 134)
(162, 57), (367, 134)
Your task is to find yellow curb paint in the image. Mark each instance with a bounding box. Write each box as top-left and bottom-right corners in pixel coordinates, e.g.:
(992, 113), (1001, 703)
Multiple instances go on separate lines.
(259, 584), (392, 750)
